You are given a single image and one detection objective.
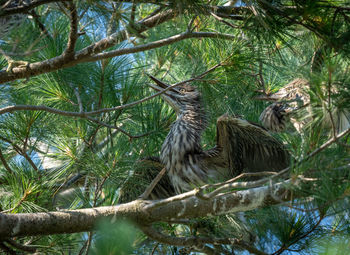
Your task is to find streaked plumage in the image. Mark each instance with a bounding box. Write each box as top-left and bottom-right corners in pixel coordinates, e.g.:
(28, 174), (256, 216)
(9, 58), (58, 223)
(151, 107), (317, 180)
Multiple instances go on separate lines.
(258, 78), (350, 134)
(148, 75), (290, 193)
(259, 103), (288, 132)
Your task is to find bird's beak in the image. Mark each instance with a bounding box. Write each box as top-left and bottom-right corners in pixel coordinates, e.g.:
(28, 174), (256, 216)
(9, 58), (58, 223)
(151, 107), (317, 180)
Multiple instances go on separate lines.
(147, 74), (181, 112)
(254, 93), (280, 101)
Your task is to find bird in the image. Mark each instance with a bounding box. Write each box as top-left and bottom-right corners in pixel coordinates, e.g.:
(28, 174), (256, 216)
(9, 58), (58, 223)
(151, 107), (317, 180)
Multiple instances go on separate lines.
(258, 78), (310, 133)
(258, 78), (350, 135)
(147, 74), (290, 194)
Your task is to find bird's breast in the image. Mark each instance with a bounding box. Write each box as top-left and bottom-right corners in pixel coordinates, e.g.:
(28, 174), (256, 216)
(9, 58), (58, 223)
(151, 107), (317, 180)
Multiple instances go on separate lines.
(160, 124), (207, 193)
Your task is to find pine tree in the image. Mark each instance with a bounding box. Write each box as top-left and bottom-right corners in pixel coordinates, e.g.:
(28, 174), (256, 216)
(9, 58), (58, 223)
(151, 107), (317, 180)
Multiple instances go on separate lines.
(0, 1), (349, 254)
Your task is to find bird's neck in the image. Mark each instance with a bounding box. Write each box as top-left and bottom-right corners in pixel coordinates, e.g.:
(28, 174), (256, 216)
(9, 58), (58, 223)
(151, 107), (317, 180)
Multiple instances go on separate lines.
(163, 106), (206, 157)
(160, 105), (207, 193)
(177, 104), (207, 132)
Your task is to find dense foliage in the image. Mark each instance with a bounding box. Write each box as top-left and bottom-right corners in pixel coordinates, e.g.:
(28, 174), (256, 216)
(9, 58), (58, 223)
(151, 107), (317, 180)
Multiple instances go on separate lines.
(0, 1), (349, 254)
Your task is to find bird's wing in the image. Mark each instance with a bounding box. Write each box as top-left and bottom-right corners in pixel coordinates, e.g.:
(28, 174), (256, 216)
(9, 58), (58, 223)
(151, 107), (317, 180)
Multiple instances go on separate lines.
(208, 114), (290, 177)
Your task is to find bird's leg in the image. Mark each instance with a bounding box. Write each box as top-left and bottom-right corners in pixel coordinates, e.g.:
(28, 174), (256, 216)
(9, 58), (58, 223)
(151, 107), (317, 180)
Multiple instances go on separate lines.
(0, 48), (29, 73)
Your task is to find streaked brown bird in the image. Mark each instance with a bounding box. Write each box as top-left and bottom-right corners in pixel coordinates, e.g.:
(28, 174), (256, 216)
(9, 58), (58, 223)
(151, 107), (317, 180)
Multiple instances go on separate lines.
(258, 78), (350, 134)
(258, 78), (310, 133)
(148, 75), (290, 194)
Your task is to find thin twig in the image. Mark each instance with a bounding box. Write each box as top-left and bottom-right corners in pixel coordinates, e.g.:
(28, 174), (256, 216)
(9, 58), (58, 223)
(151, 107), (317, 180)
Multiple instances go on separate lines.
(187, 15), (198, 32)
(198, 171), (285, 199)
(144, 188), (201, 210)
(0, 135), (39, 174)
(87, 116), (154, 139)
(93, 172), (111, 207)
(72, 87), (83, 113)
(140, 167), (166, 200)
(202, 171), (279, 189)
(327, 69), (337, 138)
(273, 215), (324, 255)
(0, 148), (13, 174)
(210, 12), (238, 29)
(4, 239), (37, 253)
(78, 239), (88, 255)
(0, 62), (223, 117)
(84, 232), (93, 255)
(130, 2), (136, 25)
(150, 243), (159, 255)
(303, 127), (350, 161)
(1, 189), (31, 213)
(30, 10), (52, 39)
(258, 61), (266, 93)
(140, 225), (268, 255)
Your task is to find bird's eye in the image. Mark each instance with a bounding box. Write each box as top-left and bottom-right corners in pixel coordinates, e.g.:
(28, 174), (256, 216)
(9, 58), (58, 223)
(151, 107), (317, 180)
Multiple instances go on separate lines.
(180, 88), (186, 94)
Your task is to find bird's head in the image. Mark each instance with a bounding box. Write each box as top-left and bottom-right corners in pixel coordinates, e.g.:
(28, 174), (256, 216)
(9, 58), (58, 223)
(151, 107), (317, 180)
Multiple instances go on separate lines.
(147, 74), (201, 114)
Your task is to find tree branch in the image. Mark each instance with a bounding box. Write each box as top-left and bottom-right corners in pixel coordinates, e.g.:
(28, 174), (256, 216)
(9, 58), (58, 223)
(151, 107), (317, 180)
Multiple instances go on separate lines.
(273, 215), (324, 255)
(81, 31), (235, 63)
(86, 116), (153, 139)
(140, 167), (166, 199)
(0, 61), (223, 118)
(62, 1), (79, 58)
(0, 27), (233, 84)
(0, 180), (293, 238)
(140, 225), (268, 255)
(0, 148), (13, 174)
(0, 0), (71, 17)
(0, 136), (39, 174)
(0, 9), (177, 84)
(4, 238), (37, 253)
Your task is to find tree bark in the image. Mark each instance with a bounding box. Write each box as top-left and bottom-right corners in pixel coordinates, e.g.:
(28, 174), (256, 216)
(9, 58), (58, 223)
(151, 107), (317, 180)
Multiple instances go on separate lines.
(0, 180), (292, 239)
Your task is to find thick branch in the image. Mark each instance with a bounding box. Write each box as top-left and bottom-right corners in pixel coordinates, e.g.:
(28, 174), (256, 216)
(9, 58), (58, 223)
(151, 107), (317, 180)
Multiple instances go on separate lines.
(0, 9), (177, 84)
(0, 201), (143, 238)
(82, 31), (235, 63)
(0, 0), (70, 17)
(0, 180), (292, 238)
